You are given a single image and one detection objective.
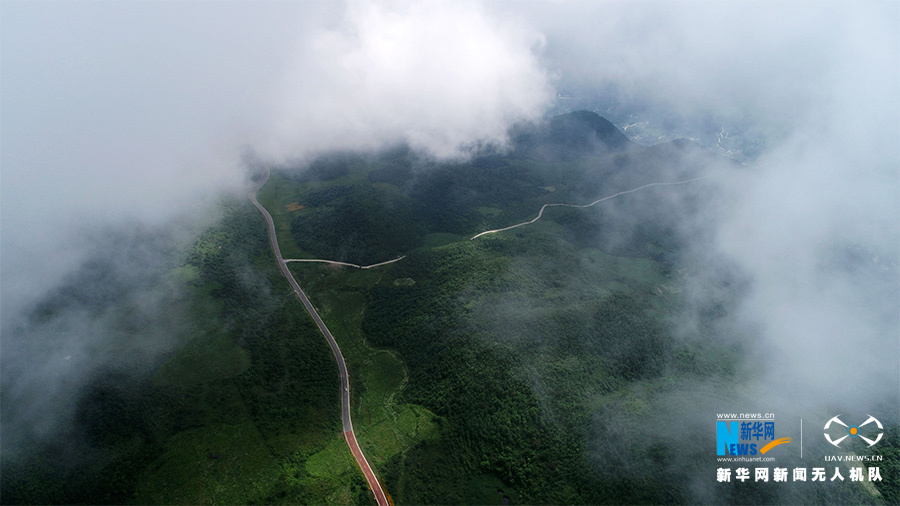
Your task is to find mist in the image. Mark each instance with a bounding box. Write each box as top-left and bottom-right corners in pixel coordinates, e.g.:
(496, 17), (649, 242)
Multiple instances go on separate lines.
(259, 0), (553, 159)
(566, 0), (900, 411)
(1, 0), (554, 312)
(1, 0), (304, 318)
(0, 0), (556, 461)
(2, 0), (898, 500)
(518, 1), (899, 499)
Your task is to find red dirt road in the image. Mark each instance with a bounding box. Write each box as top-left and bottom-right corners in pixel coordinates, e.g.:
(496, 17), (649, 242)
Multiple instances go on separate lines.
(345, 431), (389, 506)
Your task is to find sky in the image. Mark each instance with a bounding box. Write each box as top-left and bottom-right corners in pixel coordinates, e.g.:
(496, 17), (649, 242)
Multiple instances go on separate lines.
(2, 0), (899, 467)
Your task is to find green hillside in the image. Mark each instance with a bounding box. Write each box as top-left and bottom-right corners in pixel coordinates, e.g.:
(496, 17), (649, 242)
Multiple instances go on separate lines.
(3, 112), (891, 505)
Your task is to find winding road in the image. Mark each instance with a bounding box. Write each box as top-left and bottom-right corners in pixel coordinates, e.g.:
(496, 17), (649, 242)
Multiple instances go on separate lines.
(250, 167), (389, 506)
(248, 169), (709, 505)
(471, 175), (713, 240)
(285, 256), (406, 269)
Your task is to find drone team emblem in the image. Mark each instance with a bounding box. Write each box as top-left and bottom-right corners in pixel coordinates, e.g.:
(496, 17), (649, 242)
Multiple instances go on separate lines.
(823, 415), (883, 447)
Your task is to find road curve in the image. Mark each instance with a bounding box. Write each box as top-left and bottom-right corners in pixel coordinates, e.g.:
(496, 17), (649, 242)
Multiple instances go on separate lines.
(471, 175), (713, 240)
(284, 256), (406, 269)
(250, 168), (389, 506)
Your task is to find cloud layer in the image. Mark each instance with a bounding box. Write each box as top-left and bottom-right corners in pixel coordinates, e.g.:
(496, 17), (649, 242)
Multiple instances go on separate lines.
(0, 0), (556, 455)
(516, 1), (899, 408)
(261, 0), (553, 159)
(1, 0), (897, 479)
(2, 0), (554, 315)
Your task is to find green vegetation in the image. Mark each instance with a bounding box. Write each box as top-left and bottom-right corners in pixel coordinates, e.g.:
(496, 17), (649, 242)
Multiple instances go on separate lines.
(154, 326), (251, 388)
(4, 112), (893, 505)
(2, 201), (373, 504)
(137, 422), (280, 504)
(289, 184), (423, 264)
(283, 262), (440, 479)
(247, 112), (891, 504)
(256, 170), (317, 260)
(357, 226), (716, 503)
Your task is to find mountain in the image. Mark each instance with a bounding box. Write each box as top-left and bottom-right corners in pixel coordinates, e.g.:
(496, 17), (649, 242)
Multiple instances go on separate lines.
(272, 111), (719, 266)
(5, 112), (886, 505)
(512, 110), (631, 159)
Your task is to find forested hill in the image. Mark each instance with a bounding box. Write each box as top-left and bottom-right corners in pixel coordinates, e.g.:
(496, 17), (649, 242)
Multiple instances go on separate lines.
(274, 110), (725, 266)
(7, 109), (886, 505)
(512, 109), (632, 157)
(255, 114), (890, 504)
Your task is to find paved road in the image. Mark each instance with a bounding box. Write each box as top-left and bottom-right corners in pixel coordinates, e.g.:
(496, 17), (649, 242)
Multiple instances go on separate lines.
(250, 168), (389, 506)
(285, 256), (406, 269)
(471, 175), (713, 240)
(249, 168), (707, 506)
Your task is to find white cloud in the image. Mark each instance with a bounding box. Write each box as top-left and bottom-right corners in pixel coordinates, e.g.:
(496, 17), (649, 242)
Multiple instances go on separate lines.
(0, 1), (557, 450)
(3, 0), (896, 457)
(261, 0), (553, 159)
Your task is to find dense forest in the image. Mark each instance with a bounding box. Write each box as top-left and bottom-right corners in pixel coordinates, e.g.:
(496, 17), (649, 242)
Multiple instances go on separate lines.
(2, 112), (894, 504)
(1, 203), (370, 504)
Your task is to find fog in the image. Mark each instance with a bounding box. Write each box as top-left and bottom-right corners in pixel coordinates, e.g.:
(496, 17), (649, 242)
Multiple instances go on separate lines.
(526, 3), (898, 499)
(1, 0), (555, 460)
(259, 1), (553, 159)
(2, 0), (898, 498)
(1, 0), (306, 317)
(2, 0), (554, 316)
(588, 0), (900, 409)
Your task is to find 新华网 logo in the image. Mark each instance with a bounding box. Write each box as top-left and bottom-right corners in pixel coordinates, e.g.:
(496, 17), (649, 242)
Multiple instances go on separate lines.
(824, 415), (883, 447)
(717, 418), (791, 456)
